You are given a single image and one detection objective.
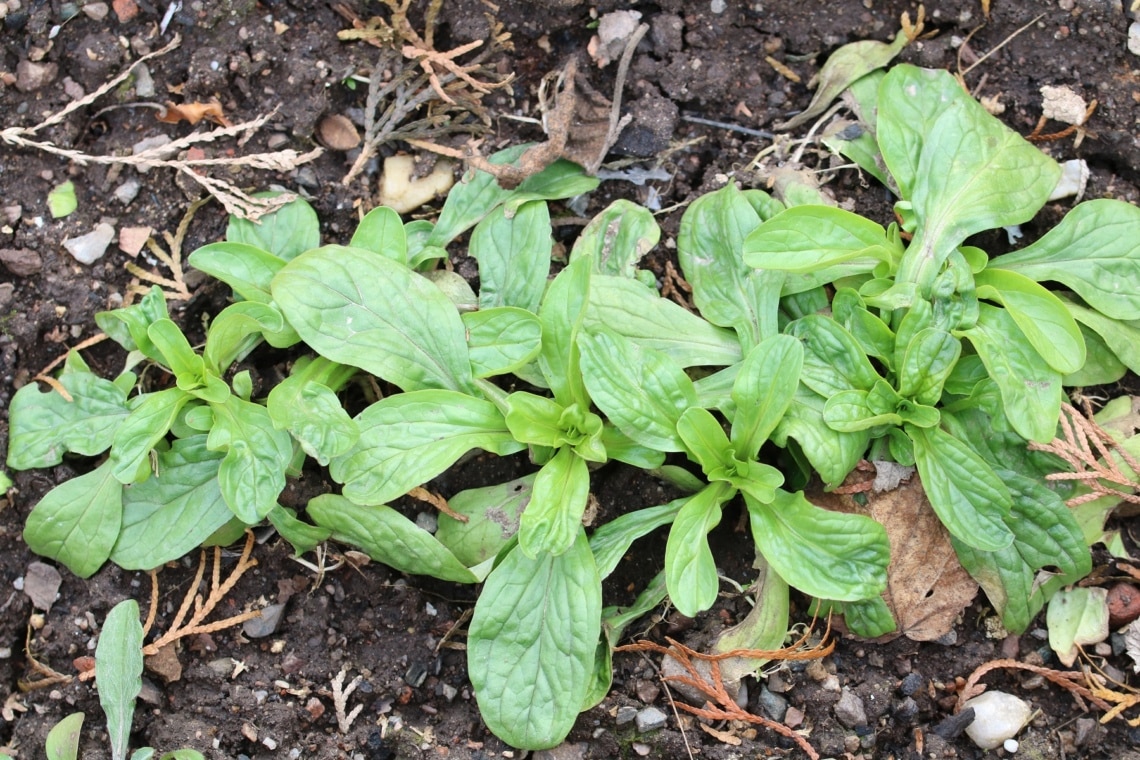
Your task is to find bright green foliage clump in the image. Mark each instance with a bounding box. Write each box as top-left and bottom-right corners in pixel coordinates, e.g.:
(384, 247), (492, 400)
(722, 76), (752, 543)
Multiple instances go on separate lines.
(8, 65), (1140, 752)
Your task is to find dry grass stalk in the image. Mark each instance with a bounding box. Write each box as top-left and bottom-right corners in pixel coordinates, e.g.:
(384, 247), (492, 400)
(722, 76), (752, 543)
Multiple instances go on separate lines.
(124, 195), (211, 302)
(0, 35), (320, 221)
(1029, 402), (1140, 507)
(617, 625), (835, 760)
(141, 531), (261, 656)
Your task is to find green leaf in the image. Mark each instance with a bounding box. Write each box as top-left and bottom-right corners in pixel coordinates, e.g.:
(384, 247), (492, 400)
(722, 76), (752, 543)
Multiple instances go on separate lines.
(462, 307), (543, 378)
(1063, 324), (1127, 386)
(776, 25), (912, 131)
(730, 334), (804, 457)
(677, 183), (778, 347)
(97, 600), (144, 760)
(187, 242), (286, 303)
(469, 531), (600, 749)
(207, 395), (294, 523)
(506, 159), (601, 210)
(1061, 296), (1140, 375)
(349, 206), (407, 265)
(7, 368), (130, 470)
(960, 303), (1062, 444)
(585, 572), (669, 709)
(109, 388), (192, 484)
(665, 483), (732, 616)
(786, 315), (881, 397)
(24, 460), (121, 578)
(823, 389), (900, 432)
(266, 363), (359, 466)
(426, 145), (526, 247)
(225, 194), (319, 260)
(111, 436), (230, 570)
(519, 447), (591, 557)
(676, 406), (733, 473)
(333, 390), (522, 506)
(585, 276), (743, 368)
(590, 499), (685, 579)
(577, 327), (697, 452)
(436, 474), (535, 567)
(267, 506), (332, 556)
(45, 712), (83, 760)
(975, 268), (1085, 374)
(743, 205), (897, 275)
(308, 494), (478, 582)
(883, 65), (1061, 291)
(1046, 587), (1108, 667)
(953, 468), (1090, 633)
(48, 181), (78, 218)
(773, 386), (870, 488)
(897, 328), (961, 405)
(991, 199), (1140, 321)
(538, 254), (592, 407)
(95, 286), (170, 362)
(272, 245), (474, 392)
(504, 391), (572, 449)
(909, 424), (1013, 551)
(571, 199), (660, 278)
(203, 301), (293, 374)
(746, 489), (888, 601)
(837, 596), (897, 638)
(470, 202), (552, 312)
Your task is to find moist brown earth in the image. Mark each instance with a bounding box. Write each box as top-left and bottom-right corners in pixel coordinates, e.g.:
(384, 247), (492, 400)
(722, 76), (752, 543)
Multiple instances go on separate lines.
(2, 1), (1140, 758)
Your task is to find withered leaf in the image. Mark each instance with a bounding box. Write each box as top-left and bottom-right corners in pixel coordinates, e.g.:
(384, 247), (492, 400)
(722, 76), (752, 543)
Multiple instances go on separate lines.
(156, 101), (232, 128)
(811, 477), (978, 642)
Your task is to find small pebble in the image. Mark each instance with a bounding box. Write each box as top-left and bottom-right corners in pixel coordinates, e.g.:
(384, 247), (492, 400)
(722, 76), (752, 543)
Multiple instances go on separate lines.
(758, 686), (788, 722)
(899, 672), (924, 696)
(1004, 738), (1019, 752)
(1129, 22), (1140, 56)
(615, 705), (638, 725)
(243, 603), (285, 638)
(962, 691), (1032, 750)
(0, 248), (42, 276)
(114, 178), (141, 205)
(834, 687), (868, 728)
(134, 62), (155, 97)
(82, 2), (108, 20)
(62, 223), (115, 265)
(635, 706), (667, 733)
(15, 60), (57, 91)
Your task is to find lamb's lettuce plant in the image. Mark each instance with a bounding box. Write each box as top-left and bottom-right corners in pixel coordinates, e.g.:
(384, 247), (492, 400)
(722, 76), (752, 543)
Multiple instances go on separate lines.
(732, 63), (1138, 634)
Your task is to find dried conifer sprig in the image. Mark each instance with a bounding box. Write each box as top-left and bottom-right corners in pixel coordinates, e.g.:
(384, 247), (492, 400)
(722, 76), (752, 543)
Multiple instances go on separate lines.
(141, 531), (261, 656)
(1029, 402), (1140, 507)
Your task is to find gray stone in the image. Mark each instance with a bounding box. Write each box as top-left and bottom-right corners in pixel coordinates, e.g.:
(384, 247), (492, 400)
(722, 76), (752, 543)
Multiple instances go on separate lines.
(615, 705), (639, 725)
(243, 603), (285, 638)
(758, 686), (788, 722)
(15, 60), (57, 92)
(635, 706), (667, 733)
(834, 687), (868, 728)
(532, 742), (588, 760)
(899, 672), (924, 696)
(0, 248), (41, 276)
(114, 178), (141, 205)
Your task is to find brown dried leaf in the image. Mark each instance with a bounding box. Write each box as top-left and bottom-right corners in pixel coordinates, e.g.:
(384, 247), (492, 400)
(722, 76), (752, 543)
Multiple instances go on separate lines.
(157, 101), (232, 128)
(811, 477), (978, 642)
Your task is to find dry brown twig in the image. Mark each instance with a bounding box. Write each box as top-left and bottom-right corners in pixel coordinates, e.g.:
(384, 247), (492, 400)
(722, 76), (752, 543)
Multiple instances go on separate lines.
(617, 624), (835, 760)
(409, 20), (649, 188)
(1029, 402), (1140, 507)
(334, 0), (512, 185)
(0, 35), (320, 221)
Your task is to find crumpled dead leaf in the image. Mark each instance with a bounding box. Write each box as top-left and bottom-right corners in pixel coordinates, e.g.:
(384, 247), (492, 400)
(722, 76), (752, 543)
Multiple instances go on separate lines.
(811, 476), (979, 642)
(156, 101), (232, 128)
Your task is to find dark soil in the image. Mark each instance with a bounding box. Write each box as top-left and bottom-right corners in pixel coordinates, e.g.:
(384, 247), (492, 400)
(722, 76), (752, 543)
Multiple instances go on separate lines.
(3, 1), (1140, 758)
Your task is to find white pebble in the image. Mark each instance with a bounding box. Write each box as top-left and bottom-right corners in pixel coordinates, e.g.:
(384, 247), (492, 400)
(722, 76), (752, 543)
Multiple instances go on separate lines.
(1005, 738), (1020, 752)
(62, 223), (115, 265)
(963, 691), (1032, 750)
